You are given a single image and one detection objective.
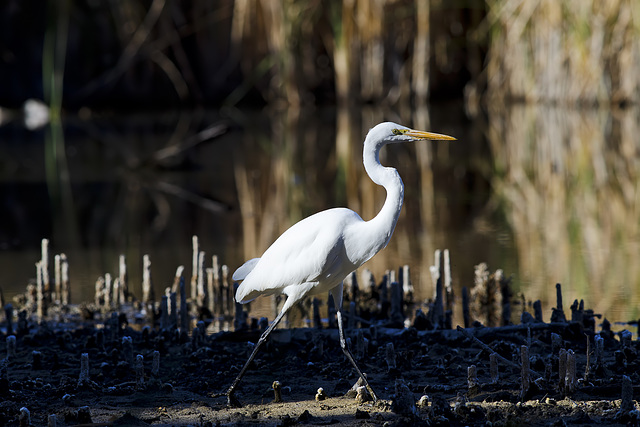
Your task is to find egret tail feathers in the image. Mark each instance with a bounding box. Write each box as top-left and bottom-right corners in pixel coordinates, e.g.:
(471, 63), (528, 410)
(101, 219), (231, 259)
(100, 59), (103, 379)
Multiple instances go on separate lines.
(232, 258), (260, 281)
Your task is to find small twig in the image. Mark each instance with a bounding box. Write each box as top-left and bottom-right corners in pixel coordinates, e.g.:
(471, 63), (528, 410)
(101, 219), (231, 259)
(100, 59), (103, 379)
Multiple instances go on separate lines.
(119, 254), (127, 304)
(135, 354), (145, 388)
(385, 342), (397, 372)
(558, 349), (567, 391)
(490, 352), (499, 384)
(584, 334), (591, 380)
(19, 407), (30, 426)
(142, 255), (153, 304)
(520, 345), (530, 400)
(456, 326), (543, 379)
(78, 353), (89, 385)
(565, 350), (576, 394)
(443, 250), (452, 311)
(551, 333), (562, 354)
(621, 375), (633, 412)
(60, 254), (70, 305)
(153, 123), (227, 162)
(54, 254), (61, 303)
(594, 334), (604, 367)
(179, 275), (188, 331)
(7, 335), (17, 359)
(191, 236), (199, 301)
(4, 305), (13, 336)
(468, 364), (478, 392)
(152, 350), (160, 377)
(272, 381), (282, 403)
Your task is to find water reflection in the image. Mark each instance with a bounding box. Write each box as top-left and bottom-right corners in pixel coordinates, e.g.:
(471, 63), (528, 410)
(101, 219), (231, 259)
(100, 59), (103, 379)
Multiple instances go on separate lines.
(1, 109), (239, 303)
(1, 104), (638, 326)
(487, 104), (640, 323)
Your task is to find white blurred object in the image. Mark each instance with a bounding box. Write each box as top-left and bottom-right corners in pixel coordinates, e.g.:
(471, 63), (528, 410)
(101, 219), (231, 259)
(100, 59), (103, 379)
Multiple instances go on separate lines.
(23, 99), (50, 130)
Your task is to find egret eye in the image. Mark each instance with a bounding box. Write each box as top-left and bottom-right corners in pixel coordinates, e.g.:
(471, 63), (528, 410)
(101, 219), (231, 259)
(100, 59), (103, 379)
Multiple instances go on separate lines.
(392, 129), (403, 135)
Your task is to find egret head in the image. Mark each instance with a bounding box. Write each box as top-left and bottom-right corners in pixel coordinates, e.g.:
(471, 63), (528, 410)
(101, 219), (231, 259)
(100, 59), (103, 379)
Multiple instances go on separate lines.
(367, 122), (456, 146)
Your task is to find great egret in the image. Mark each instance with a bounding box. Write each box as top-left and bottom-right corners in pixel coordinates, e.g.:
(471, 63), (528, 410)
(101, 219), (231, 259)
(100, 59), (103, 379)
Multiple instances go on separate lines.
(227, 122), (455, 405)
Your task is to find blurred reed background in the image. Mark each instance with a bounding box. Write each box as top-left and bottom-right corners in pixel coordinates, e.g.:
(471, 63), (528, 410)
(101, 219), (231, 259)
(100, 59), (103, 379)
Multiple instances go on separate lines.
(1, 0), (640, 324)
(487, 103), (640, 322)
(0, 0), (480, 107)
(483, 0), (640, 105)
(2, 1), (638, 107)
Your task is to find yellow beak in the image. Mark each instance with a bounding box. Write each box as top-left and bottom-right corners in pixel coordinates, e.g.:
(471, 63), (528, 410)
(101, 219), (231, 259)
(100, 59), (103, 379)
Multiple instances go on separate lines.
(405, 129), (456, 141)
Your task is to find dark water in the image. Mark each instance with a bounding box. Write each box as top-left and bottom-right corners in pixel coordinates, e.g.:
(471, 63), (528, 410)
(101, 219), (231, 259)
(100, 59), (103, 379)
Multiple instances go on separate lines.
(1, 104), (639, 327)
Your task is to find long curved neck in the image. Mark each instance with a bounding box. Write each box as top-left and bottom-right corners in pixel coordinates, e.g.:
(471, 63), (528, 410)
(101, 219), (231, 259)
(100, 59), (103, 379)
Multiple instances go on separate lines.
(362, 138), (404, 253)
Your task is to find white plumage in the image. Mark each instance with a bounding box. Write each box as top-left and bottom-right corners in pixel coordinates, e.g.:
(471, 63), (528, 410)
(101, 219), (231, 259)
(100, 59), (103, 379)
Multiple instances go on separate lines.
(226, 121), (455, 405)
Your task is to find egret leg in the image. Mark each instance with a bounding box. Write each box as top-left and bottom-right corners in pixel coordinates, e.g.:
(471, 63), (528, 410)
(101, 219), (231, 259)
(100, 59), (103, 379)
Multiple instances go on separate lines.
(337, 310), (378, 401)
(226, 307), (288, 406)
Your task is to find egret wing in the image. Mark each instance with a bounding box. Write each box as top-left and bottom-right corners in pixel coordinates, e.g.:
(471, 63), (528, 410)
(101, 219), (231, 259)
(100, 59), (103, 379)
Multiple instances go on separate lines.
(235, 208), (360, 303)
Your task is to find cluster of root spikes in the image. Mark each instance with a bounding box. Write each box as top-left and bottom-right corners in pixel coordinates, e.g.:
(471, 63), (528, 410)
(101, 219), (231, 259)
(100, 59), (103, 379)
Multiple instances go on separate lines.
(1, 239), (639, 425)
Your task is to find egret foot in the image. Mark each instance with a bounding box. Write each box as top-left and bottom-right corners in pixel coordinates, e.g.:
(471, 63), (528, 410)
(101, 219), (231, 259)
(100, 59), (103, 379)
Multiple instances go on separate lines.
(368, 387), (379, 403)
(227, 391), (242, 408)
(348, 375), (378, 402)
(336, 310), (379, 402)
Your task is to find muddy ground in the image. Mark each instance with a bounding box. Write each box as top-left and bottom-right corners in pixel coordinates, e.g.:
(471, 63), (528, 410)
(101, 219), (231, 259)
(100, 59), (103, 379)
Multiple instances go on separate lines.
(1, 308), (640, 427)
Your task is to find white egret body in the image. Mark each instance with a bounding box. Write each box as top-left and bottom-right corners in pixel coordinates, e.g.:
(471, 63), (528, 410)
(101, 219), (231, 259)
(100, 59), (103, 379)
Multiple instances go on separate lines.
(227, 122), (455, 405)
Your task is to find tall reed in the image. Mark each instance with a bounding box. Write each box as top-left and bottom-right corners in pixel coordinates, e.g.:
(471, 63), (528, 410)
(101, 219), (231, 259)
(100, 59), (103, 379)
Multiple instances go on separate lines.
(487, 102), (640, 320)
(225, 0), (469, 105)
(483, 0), (640, 105)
